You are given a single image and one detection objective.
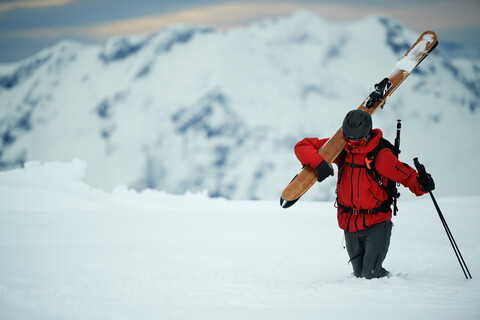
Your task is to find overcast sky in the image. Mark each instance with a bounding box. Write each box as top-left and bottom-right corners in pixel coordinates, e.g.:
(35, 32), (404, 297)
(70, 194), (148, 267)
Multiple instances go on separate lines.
(0, 0), (479, 62)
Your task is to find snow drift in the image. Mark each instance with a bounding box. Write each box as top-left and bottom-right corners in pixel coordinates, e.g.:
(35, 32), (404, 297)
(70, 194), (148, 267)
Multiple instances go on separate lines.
(0, 160), (479, 319)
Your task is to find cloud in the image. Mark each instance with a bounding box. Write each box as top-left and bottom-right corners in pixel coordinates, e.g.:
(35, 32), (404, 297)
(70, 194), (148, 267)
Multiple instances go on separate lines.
(0, 2), (305, 41)
(1, 1), (479, 42)
(370, 1), (480, 31)
(70, 3), (304, 40)
(0, 0), (75, 13)
(57, 1), (480, 40)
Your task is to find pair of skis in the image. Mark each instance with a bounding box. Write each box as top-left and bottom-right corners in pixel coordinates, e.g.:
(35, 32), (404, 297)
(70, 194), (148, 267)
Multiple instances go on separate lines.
(280, 31), (438, 208)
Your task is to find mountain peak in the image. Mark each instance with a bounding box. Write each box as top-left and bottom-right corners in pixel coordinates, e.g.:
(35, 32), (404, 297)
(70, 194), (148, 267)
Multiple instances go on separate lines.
(98, 24), (215, 63)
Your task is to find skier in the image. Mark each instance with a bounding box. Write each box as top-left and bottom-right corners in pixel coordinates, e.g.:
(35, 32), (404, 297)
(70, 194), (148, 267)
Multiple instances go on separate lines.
(294, 110), (435, 279)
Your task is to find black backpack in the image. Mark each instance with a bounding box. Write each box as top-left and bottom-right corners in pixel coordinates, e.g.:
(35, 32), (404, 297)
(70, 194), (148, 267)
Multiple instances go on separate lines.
(337, 138), (400, 214)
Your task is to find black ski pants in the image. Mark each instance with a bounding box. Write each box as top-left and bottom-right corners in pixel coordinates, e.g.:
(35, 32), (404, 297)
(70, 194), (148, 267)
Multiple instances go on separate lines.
(344, 220), (393, 279)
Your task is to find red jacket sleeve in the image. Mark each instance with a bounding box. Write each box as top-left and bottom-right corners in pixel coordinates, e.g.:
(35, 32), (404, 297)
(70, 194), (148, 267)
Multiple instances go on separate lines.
(375, 148), (426, 196)
(294, 138), (329, 169)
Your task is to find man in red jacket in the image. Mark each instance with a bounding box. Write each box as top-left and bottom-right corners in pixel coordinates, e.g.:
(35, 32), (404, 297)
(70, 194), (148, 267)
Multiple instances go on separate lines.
(294, 110), (435, 279)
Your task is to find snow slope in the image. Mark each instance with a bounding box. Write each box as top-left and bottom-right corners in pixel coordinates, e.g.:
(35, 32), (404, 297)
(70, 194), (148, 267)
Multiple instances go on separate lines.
(0, 160), (479, 319)
(0, 11), (479, 201)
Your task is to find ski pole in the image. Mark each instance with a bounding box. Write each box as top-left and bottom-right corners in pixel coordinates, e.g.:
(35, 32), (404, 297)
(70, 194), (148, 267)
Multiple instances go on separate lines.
(414, 158), (472, 279)
(392, 120), (401, 216)
(430, 190), (472, 279)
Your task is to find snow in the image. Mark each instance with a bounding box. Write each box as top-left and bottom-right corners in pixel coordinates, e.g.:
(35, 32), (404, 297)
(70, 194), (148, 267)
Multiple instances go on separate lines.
(1, 160), (479, 319)
(408, 33), (435, 61)
(394, 33), (435, 73)
(395, 57), (418, 73)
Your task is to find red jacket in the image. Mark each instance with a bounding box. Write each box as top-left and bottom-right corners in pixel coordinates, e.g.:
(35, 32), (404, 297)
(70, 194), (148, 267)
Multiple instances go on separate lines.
(294, 129), (425, 232)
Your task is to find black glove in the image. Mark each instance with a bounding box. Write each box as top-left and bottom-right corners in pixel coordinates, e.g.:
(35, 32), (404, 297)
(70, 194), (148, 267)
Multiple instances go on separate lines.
(315, 160), (333, 182)
(413, 157), (435, 192)
(417, 173), (435, 192)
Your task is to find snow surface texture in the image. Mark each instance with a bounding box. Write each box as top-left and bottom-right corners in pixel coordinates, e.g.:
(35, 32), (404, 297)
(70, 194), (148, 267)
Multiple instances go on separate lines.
(0, 161), (479, 319)
(0, 11), (479, 202)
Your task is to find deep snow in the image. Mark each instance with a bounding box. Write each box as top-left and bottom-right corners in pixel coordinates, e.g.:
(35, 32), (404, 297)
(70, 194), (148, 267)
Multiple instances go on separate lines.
(0, 160), (479, 319)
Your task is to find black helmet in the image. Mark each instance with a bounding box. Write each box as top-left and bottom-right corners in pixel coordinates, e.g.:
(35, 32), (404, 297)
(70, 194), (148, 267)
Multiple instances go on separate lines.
(342, 110), (372, 141)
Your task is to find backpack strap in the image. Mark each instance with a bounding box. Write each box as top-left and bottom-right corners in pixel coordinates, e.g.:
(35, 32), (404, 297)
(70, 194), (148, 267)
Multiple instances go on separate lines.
(364, 139), (397, 198)
(337, 138), (397, 200)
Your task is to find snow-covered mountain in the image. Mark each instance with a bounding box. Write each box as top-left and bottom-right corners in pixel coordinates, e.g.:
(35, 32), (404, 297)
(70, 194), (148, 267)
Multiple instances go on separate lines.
(0, 11), (479, 200)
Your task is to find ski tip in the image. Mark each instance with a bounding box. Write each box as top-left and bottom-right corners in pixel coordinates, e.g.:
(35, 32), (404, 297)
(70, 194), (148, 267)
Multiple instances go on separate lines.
(280, 197), (299, 209)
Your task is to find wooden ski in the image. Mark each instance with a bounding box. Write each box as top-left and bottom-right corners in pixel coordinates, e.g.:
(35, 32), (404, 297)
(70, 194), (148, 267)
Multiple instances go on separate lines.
(280, 31), (438, 208)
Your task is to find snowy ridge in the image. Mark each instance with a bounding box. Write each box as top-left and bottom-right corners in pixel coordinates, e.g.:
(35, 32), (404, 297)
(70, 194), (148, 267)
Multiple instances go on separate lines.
(0, 160), (479, 319)
(0, 11), (479, 201)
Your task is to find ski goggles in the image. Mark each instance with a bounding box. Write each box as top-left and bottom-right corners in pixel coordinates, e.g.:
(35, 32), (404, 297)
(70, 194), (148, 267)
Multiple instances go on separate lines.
(346, 137), (368, 148)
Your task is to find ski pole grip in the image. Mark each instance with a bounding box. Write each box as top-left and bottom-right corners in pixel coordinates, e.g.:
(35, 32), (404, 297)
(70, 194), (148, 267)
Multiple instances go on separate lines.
(394, 119), (401, 157)
(414, 157), (427, 177)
